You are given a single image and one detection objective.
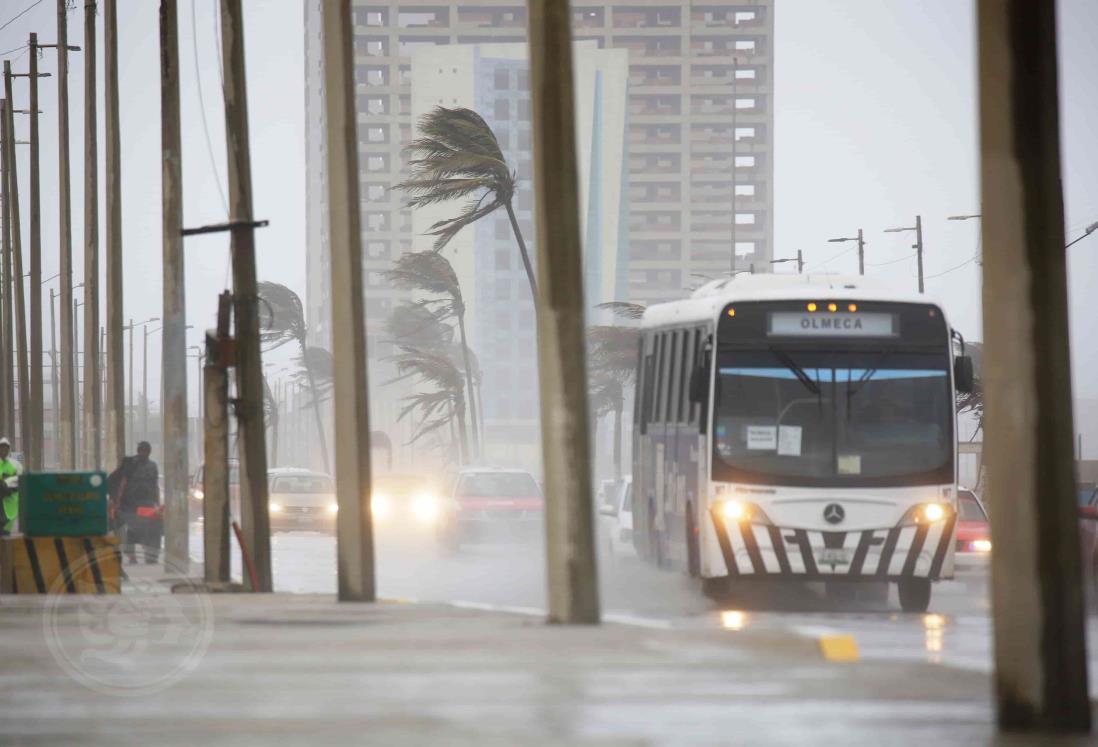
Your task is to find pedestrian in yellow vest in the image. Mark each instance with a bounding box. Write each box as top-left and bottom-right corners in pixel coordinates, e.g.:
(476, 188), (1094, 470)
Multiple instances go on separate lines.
(0, 437), (23, 535)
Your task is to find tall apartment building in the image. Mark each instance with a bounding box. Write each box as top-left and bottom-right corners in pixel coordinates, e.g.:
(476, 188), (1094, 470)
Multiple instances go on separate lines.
(303, 1), (774, 465)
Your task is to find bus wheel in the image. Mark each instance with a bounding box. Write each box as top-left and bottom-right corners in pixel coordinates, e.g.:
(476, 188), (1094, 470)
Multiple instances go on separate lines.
(898, 578), (931, 612)
(685, 505), (700, 578)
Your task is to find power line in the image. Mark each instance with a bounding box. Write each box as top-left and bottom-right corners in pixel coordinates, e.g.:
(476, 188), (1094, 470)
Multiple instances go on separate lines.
(867, 252), (916, 268)
(0, 43), (27, 57)
(0, 0), (46, 34)
(191, 0), (228, 215)
(805, 245), (855, 273)
(925, 253), (979, 280)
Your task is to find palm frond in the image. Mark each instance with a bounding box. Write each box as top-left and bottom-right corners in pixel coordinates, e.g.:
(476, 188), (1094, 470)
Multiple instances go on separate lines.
(258, 281), (307, 350)
(596, 301), (647, 321)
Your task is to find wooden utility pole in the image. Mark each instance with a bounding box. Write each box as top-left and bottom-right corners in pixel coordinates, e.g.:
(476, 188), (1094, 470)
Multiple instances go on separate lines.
(26, 34), (45, 470)
(0, 99), (14, 439)
(914, 215), (924, 293)
(978, 0), (1090, 732)
(104, 0), (125, 468)
(219, 0), (271, 591)
(49, 289), (57, 464)
(160, 0), (189, 569)
(3, 69), (30, 451)
(526, 0), (600, 624)
(83, 0), (100, 470)
(322, 0), (376, 602)
(53, 0), (76, 469)
(203, 294), (232, 585)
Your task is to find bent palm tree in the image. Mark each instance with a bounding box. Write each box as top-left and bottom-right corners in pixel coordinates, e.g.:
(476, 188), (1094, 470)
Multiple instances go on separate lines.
(386, 345), (470, 463)
(384, 251), (481, 459)
(257, 281), (331, 474)
(396, 107), (537, 306)
(587, 301), (646, 482)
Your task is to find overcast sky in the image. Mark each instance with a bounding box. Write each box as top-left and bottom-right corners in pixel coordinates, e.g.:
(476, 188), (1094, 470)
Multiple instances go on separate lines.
(0, 0), (1096, 443)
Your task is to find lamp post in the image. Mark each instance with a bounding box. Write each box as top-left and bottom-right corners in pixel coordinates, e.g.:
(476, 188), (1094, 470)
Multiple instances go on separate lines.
(144, 323), (192, 443)
(1065, 220), (1098, 250)
(884, 216), (925, 292)
(827, 230), (865, 275)
(125, 317), (159, 448)
(769, 251), (804, 274)
(189, 345), (204, 427)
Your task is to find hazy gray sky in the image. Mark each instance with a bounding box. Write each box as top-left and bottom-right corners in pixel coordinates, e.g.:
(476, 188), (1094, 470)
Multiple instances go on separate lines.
(0, 0), (1095, 431)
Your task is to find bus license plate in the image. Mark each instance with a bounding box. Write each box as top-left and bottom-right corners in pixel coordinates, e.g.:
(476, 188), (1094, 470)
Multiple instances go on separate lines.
(817, 548), (852, 566)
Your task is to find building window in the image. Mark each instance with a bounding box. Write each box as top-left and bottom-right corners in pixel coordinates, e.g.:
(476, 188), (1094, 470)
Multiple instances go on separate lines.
(494, 98), (510, 119)
(495, 69), (510, 89)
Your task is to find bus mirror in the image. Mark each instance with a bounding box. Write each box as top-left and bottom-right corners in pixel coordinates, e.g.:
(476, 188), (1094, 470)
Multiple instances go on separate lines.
(954, 356), (975, 394)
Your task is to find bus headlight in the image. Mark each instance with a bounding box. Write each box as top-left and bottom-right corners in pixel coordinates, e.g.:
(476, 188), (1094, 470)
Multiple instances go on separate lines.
(972, 539), (992, 553)
(269, 502), (283, 514)
(327, 502), (339, 516)
(720, 500), (749, 522)
(192, 488), (204, 501)
(901, 502), (952, 525)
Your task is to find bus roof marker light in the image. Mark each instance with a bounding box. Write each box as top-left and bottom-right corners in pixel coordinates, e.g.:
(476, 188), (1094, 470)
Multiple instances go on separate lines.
(827, 302), (838, 312)
(848, 303), (858, 312)
(727, 307), (736, 317)
(806, 302), (817, 312)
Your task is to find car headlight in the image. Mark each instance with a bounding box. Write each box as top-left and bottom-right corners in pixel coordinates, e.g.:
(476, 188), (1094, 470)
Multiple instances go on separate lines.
(192, 488), (204, 501)
(269, 502), (283, 514)
(371, 493), (391, 520)
(972, 538), (992, 553)
(411, 493), (440, 524)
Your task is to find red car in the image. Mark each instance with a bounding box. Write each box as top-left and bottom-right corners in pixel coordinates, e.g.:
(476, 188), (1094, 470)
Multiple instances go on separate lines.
(436, 468), (543, 551)
(955, 488), (992, 574)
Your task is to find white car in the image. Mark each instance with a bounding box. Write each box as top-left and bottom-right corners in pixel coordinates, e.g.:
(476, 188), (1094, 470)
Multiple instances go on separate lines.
(598, 478), (634, 560)
(267, 468), (338, 533)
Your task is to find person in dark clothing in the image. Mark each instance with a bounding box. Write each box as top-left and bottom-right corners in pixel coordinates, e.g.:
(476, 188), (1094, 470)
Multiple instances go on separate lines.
(111, 442), (162, 564)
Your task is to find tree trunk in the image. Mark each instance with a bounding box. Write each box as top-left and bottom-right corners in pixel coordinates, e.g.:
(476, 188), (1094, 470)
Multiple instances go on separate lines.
(505, 200), (538, 308)
(455, 311), (481, 460)
(454, 397), (469, 465)
(299, 340), (331, 473)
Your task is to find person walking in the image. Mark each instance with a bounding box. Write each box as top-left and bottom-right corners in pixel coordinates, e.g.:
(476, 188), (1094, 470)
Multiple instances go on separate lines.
(0, 438), (22, 536)
(110, 442), (162, 564)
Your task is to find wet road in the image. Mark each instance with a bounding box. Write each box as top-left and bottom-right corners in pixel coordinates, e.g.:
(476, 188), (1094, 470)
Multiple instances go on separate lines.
(188, 526), (1098, 690)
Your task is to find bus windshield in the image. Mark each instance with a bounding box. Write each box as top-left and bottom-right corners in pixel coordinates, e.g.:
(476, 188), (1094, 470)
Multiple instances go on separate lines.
(712, 349), (952, 487)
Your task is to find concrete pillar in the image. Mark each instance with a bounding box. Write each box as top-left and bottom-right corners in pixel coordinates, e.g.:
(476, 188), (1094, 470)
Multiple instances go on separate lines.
(526, 0), (600, 624)
(322, 0), (376, 602)
(978, 0), (1090, 732)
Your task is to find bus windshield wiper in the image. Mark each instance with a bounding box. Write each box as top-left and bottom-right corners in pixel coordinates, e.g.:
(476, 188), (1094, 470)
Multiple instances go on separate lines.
(769, 347), (820, 396)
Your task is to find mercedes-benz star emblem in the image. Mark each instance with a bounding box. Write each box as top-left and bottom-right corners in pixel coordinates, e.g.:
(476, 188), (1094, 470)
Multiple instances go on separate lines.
(823, 503), (845, 524)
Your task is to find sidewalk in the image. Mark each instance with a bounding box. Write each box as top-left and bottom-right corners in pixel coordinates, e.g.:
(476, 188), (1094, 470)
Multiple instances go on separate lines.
(0, 568), (1093, 746)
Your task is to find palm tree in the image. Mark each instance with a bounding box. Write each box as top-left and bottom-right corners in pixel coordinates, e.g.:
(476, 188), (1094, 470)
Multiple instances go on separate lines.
(396, 107), (537, 306)
(587, 301), (646, 482)
(263, 375), (279, 467)
(384, 251), (481, 459)
(257, 281), (331, 473)
(386, 345), (470, 463)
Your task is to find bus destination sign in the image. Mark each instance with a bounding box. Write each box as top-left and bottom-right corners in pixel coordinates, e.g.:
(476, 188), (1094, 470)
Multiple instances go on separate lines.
(768, 311), (897, 338)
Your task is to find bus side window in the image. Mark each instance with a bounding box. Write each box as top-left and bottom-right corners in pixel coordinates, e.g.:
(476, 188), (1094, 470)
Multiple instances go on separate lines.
(667, 331), (682, 424)
(640, 335), (657, 434)
(680, 329), (696, 424)
(653, 333), (667, 425)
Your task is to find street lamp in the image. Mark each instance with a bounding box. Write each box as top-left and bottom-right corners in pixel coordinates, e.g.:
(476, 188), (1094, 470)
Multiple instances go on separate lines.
(947, 214), (982, 222)
(827, 230), (865, 275)
(124, 317), (159, 447)
(884, 216), (925, 292)
(770, 251), (804, 274)
(1065, 220), (1098, 250)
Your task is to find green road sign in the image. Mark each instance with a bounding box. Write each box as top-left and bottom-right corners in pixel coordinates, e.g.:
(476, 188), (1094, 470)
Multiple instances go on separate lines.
(18, 472), (110, 537)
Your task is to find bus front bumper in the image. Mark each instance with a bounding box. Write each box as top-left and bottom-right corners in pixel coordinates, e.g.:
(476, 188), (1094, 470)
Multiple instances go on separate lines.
(708, 514), (956, 582)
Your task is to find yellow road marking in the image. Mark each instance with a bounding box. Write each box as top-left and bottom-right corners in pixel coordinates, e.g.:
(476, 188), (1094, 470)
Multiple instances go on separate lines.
(819, 634), (860, 662)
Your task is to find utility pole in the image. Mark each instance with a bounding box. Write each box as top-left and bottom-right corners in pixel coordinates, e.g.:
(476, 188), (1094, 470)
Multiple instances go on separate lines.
(46, 0), (78, 469)
(527, 0), (600, 624)
(26, 33), (46, 470)
(0, 99), (13, 440)
(322, 0), (376, 602)
(3, 76), (30, 452)
(104, 0), (125, 468)
(797, 249), (803, 274)
(220, 0), (272, 592)
(49, 288), (57, 465)
(142, 325), (148, 440)
(978, 0), (1090, 732)
(83, 0), (100, 470)
(128, 317), (133, 444)
(160, 0), (189, 570)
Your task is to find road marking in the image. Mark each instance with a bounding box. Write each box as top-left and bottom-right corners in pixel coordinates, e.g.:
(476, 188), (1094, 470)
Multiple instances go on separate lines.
(818, 634), (860, 662)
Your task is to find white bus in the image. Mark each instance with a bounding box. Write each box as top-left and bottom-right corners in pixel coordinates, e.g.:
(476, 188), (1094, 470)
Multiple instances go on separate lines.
(631, 275), (974, 612)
